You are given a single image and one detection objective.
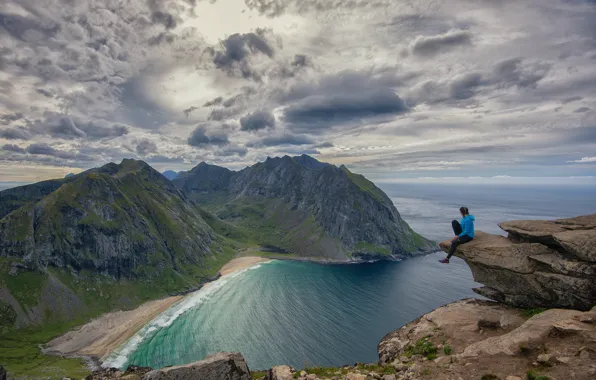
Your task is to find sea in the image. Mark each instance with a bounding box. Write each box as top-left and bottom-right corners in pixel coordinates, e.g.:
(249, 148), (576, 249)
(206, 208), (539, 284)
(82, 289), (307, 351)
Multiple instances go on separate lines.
(104, 181), (596, 371)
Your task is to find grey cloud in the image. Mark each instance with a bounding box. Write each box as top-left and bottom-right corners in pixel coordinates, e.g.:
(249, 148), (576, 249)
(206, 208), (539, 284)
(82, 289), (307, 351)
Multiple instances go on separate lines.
(411, 58), (552, 106)
(36, 88), (54, 98)
(216, 145), (248, 157)
(449, 73), (484, 100)
(492, 58), (550, 88)
(410, 29), (472, 57)
(188, 126), (229, 147)
(147, 155), (185, 164)
(574, 107), (591, 113)
(136, 139), (158, 155)
(208, 30), (274, 80)
(315, 142), (334, 148)
(151, 12), (178, 30)
(562, 96), (583, 104)
(249, 134), (315, 147)
(0, 127), (31, 140)
(183, 106), (199, 118)
(243, 0), (389, 17)
(284, 88), (408, 132)
(2, 144), (25, 153)
(0, 12), (60, 42)
(563, 126), (596, 144)
(292, 54), (309, 67)
(148, 32), (176, 46)
(277, 68), (414, 104)
(30, 113), (129, 140)
(0, 113), (24, 125)
(25, 143), (92, 161)
(240, 110), (276, 131)
(203, 97), (223, 107)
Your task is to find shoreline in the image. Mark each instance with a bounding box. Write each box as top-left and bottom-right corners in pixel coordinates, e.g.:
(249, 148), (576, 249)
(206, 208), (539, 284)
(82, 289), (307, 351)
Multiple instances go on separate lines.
(43, 256), (273, 370)
(42, 252), (438, 371)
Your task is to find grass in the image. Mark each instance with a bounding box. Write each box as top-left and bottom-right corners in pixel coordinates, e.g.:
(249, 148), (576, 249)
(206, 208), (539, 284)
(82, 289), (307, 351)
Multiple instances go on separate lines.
(527, 370), (550, 380)
(0, 238), (237, 380)
(341, 166), (387, 204)
(251, 370), (268, 379)
(443, 344), (453, 355)
(521, 308), (547, 319)
(354, 241), (391, 255)
(404, 336), (438, 360)
(292, 364), (395, 378)
(0, 325), (91, 379)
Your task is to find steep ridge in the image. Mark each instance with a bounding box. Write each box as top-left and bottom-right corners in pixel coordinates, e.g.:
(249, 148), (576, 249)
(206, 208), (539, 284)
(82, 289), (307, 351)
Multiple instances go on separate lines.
(174, 155), (434, 260)
(0, 159), (215, 279)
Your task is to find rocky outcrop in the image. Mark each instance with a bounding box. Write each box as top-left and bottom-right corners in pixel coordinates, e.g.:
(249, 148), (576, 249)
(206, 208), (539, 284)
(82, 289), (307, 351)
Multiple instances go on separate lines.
(0, 365), (6, 380)
(378, 298), (596, 380)
(143, 352), (250, 380)
(174, 155), (434, 260)
(439, 214), (596, 310)
(85, 353), (250, 380)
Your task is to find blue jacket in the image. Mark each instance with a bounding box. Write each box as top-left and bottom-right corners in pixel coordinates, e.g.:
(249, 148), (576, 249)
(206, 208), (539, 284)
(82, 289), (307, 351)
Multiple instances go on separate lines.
(459, 215), (475, 238)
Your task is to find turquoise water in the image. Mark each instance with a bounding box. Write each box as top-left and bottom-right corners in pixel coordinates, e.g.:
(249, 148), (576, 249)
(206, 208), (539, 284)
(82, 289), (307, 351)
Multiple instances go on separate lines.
(105, 253), (478, 370)
(104, 183), (596, 371)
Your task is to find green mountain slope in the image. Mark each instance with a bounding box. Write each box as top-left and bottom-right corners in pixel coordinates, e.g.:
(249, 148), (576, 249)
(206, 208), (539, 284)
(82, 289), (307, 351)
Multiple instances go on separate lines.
(0, 160), (240, 378)
(174, 155), (434, 260)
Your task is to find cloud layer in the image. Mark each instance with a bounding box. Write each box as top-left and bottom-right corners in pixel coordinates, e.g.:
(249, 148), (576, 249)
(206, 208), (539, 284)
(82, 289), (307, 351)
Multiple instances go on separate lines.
(0, 0), (595, 180)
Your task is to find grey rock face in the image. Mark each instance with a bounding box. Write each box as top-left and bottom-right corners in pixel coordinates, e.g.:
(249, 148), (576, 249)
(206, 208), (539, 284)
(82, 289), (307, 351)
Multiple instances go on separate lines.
(174, 155), (434, 260)
(142, 352), (250, 380)
(439, 214), (596, 310)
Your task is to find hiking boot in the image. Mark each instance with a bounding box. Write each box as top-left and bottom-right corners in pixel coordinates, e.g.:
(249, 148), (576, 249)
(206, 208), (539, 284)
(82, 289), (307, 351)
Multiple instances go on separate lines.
(439, 258), (450, 264)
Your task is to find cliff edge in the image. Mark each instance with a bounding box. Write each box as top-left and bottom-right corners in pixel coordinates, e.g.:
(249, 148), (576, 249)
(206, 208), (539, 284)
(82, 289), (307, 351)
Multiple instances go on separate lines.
(439, 214), (596, 310)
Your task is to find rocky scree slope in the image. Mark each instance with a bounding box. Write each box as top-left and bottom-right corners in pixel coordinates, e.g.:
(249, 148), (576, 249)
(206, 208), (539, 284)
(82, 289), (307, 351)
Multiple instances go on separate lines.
(174, 155), (434, 260)
(0, 159), (215, 279)
(439, 214), (596, 310)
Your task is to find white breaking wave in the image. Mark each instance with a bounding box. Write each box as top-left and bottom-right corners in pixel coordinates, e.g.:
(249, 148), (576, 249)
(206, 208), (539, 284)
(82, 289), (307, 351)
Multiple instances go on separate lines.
(102, 261), (272, 369)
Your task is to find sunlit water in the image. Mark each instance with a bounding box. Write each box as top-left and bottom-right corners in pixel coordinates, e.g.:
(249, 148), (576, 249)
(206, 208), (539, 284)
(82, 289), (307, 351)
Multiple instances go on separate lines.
(105, 182), (596, 371)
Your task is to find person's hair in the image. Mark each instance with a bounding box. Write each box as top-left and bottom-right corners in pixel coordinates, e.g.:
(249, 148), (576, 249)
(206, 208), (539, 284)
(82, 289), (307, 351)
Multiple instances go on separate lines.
(459, 206), (469, 216)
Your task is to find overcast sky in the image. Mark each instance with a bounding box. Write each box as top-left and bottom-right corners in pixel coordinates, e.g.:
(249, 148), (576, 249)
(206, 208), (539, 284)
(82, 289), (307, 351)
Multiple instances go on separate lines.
(1, 0), (595, 184)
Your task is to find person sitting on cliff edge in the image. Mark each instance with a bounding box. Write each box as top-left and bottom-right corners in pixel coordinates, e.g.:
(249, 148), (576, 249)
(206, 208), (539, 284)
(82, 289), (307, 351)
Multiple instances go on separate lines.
(440, 206), (475, 264)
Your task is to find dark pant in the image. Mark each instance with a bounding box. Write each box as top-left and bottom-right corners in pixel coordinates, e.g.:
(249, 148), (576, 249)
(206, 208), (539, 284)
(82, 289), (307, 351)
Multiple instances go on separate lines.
(448, 220), (473, 259)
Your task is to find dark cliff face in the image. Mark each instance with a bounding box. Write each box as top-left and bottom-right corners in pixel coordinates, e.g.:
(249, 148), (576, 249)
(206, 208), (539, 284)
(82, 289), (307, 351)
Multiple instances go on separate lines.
(0, 159), (214, 278)
(174, 155), (433, 260)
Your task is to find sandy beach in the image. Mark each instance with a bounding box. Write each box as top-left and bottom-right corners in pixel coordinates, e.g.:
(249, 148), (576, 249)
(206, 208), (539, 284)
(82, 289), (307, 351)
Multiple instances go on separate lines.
(44, 256), (271, 365)
(219, 256), (271, 276)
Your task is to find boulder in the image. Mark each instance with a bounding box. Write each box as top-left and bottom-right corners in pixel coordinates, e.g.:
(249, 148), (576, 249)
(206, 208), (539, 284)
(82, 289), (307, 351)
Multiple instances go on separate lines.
(0, 365), (6, 380)
(265, 365), (294, 380)
(460, 309), (595, 358)
(378, 299), (525, 365)
(142, 352), (250, 380)
(499, 214), (596, 262)
(439, 215), (596, 310)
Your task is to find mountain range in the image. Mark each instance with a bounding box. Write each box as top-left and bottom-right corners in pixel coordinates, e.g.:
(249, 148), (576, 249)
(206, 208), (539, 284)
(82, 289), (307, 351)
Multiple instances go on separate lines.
(0, 155), (432, 332)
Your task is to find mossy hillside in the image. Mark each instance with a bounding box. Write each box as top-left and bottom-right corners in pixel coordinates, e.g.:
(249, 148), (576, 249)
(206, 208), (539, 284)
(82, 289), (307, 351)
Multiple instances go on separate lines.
(0, 238), (237, 380)
(208, 196), (344, 258)
(353, 241), (391, 255)
(0, 164), (216, 279)
(341, 166), (389, 205)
